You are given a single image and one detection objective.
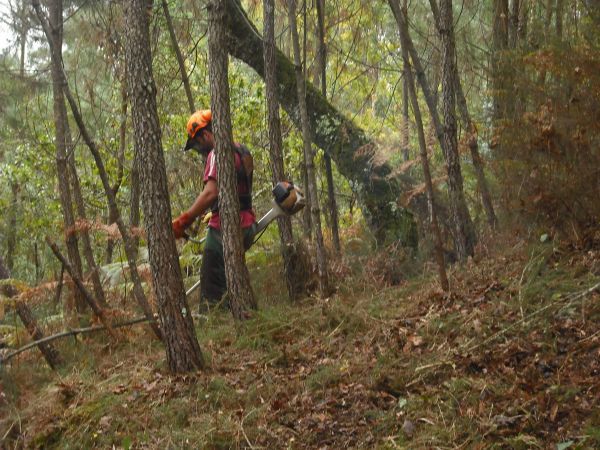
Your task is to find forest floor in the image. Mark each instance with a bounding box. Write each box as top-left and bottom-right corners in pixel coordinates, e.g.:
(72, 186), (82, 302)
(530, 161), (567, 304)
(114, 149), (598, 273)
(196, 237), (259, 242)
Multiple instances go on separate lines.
(1, 233), (599, 449)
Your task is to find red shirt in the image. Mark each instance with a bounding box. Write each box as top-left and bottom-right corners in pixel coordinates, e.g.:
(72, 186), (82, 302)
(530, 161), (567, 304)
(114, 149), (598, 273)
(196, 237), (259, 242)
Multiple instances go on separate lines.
(204, 149), (256, 230)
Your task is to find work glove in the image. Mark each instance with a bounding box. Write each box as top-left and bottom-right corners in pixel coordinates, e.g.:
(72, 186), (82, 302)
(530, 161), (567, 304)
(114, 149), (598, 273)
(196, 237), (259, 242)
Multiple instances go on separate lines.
(172, 212), (194, 239)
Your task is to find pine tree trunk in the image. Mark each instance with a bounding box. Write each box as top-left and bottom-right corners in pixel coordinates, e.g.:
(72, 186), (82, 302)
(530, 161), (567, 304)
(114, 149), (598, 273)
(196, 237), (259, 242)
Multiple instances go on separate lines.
(161, 0), (195, 114)
(439, 0), (475, 260)
(208, 0), (257, 320)
(288, 0), (330, 295)
(48, 0), (86, 313)
(316, 0), (341, 256)
(0, 256), (62, 370)
(125, 0), (205, 372)
(263, 0), (306, 300)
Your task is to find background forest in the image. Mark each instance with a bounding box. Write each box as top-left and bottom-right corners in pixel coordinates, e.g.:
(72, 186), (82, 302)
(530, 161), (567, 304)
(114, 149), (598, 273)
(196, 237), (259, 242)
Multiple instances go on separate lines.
(0, 0), (598, 448)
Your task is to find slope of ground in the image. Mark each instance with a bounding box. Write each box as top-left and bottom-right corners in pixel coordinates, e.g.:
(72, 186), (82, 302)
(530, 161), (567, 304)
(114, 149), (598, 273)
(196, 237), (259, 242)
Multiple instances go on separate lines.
(1, 235), (599, 449)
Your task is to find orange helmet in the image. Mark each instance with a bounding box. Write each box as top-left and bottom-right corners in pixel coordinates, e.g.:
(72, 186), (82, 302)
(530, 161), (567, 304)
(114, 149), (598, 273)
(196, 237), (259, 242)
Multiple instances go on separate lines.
(186, 110), (212, 139)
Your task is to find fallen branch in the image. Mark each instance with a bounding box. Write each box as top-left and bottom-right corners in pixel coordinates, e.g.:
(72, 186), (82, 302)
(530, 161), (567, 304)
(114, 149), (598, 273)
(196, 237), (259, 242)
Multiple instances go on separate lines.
(0, 316), (152, 365)
(46, 237), (117, 341)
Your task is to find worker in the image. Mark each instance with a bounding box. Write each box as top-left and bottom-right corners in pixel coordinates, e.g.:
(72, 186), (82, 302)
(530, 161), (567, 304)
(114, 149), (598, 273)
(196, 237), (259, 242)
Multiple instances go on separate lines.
(172, 109), (256, 309)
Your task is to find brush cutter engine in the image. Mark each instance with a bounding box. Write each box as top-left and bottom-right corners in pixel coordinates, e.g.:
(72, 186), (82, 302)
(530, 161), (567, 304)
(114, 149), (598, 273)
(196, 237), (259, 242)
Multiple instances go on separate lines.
(272, 181), (305, 214)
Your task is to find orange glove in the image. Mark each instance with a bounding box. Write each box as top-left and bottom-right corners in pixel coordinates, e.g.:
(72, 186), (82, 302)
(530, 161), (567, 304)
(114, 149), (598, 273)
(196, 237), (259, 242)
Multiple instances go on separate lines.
(172, 212), (194, 239)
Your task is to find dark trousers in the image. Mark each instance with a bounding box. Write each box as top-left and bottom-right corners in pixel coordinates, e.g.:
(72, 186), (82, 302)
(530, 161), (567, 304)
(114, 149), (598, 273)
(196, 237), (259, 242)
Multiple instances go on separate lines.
(199, 226), (255, 309)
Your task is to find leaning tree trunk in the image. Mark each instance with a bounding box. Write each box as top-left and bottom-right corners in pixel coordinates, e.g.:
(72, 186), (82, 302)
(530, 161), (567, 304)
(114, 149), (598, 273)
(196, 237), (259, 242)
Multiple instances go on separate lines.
(125, 0), (205, 372)
(208, 0), (257, 319)
(161, 0), (195, 114)
(223, 0), (418, 245)
(263, 0), (306, 300)
(0, 256), (62, 370)
(439, 0), (475, 260)
(288, 0), (330, 296)
(47, 0), (86, 313)
(316, 0), (341, 255)
(32, 0), (162, 340)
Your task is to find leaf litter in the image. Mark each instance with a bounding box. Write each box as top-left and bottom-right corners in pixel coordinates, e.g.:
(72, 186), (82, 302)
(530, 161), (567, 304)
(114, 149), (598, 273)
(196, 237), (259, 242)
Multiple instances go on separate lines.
(0, 235), (599, 448)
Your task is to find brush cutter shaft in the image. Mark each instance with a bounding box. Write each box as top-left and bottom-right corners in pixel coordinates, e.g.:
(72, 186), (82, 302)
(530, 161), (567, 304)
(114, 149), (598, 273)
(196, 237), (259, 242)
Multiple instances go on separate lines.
(185, 182), (304, 298)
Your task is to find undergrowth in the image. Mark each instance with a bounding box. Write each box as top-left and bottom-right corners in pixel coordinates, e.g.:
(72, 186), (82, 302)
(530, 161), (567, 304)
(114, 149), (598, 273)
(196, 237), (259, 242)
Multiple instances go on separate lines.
(0, 235), (598, 449)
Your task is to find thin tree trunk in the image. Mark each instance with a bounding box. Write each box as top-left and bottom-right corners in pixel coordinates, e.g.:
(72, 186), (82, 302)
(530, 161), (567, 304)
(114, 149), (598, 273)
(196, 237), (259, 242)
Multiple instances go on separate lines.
(161, 0), (195, 113)
(429, 0), (498, 230)
(32, 0), (162, 340)
(492, 0), (509, 121)
(316, 0), (341, 255)
(125, 0), (205, 372)
(509, 0), (520, 47)
(400, 58), (449, 291)
(439, 0), (475, 260)
(288, 0), (330, 295)
(555, 0), (563, 40)
(389, 0), (476, 258)
(401, 72), (410, 162)
(68, 156), (108, 307)
(46, 238), (117, 341)
(5, 183), (18, 272)
(301, 163), (312, 239)
(208, 0), (257, 319)
(47, 0), (86, 313)
(263, 0), (305, 300)
(0, 255), (62, 370)
(106, 80), (128, 264)
(517, 0), (528, 44)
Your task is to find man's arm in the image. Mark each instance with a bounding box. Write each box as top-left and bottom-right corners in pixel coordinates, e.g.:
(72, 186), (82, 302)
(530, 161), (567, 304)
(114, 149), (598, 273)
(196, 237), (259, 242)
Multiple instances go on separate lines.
(186, 179), (218, 220)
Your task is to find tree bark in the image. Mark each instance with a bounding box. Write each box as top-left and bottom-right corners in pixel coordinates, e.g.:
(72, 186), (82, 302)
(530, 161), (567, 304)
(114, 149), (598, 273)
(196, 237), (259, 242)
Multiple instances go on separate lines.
(0, 255), (62, 370)
(208, 0), (257, 320)
(47, 0), (86, 313)
(161, 0), (195, 114)
(316, 0), (341, 256)
(32, 0), (162, 340)
(263, 0), (306, 300)
(439, 0), (475, 260)
(125, 0), (205, 372)
(288, 0), (330, 295)
(222, 0), (417, 245)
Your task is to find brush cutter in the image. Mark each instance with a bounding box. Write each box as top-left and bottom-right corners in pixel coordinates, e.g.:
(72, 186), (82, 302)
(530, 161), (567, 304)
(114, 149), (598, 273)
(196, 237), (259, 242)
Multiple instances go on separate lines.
(185, 181), (305, 296)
